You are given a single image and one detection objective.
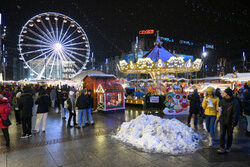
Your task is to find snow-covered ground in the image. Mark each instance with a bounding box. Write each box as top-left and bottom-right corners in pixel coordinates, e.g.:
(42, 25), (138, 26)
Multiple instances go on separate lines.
(113, 114), (200, 154)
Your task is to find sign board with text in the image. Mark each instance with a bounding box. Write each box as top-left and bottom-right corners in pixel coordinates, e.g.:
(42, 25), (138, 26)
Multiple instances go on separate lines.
(150, 96), (159, 103)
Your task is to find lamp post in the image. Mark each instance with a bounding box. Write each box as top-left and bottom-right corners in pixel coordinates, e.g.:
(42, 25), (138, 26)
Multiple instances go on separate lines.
(243, 51), (246, 73)
(202, 46), (207, 78)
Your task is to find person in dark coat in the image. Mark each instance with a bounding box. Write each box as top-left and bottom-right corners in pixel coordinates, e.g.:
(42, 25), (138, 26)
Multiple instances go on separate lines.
(243, 91), (250, 136)
(67, 91), (77, 128)
(19, 86), (33, 138)
(60, 89), (68, 119)
(34, 90), (50, 133)
(76, 90), (88, 128)
(86, 90), (94, 125)
(187, 89), (201, 126)
(215, 88), (222, 100)
(0, 95), (11, 147)
(217, 88), (240, 153)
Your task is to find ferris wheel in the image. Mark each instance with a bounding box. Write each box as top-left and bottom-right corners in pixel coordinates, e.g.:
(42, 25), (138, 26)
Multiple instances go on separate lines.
(18, 12), (90, 80)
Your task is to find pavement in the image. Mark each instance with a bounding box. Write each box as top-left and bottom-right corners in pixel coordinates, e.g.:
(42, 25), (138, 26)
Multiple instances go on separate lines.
(0, 106), (249, 167)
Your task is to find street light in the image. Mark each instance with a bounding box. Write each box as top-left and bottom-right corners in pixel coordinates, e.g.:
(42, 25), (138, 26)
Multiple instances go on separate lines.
(202, 52), (207, 57)
(202, 46), (208, 78)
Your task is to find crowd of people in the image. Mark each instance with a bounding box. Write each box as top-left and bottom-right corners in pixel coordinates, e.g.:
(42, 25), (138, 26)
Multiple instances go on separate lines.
(187, 84), (250, 154)
(1, 82), (250, 154)
(0, 84), (95, 147)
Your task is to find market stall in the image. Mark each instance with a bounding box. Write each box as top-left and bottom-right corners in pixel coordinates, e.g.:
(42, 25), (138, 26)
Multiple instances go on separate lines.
(83, 74), (125, 111)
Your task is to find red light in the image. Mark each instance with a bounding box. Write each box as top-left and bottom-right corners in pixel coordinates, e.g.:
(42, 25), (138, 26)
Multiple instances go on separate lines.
(139, 29), (154, 35)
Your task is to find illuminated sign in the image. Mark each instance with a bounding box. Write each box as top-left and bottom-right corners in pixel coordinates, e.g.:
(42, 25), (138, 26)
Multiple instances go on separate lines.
(139, 29), (154, 35)
(205, 44), (214, 49)
(179, 40), (194, 45)
(160, 37), (174, 42)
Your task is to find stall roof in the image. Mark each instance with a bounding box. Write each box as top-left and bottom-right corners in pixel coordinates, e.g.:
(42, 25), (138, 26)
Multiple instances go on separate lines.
(84, 74), (124, 91)
(72, 70), (104, 83)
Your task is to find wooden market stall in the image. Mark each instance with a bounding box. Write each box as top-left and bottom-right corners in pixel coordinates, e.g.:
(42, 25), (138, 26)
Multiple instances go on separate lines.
(83, 74), (125, 111)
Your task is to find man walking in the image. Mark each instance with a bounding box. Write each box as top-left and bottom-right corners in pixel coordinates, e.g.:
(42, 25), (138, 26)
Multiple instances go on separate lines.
(67, 90), (78, 128)
(19, 86), (33, 138)
(217, 88), (240, 153)
(76, 90), (88, 128)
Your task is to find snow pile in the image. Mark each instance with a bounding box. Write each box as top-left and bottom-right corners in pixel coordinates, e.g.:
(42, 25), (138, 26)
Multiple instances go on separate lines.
(113, 114), (199, 154)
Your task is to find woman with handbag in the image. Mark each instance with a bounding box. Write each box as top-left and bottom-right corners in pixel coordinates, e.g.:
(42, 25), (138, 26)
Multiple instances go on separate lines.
(0, 94), (12, 147)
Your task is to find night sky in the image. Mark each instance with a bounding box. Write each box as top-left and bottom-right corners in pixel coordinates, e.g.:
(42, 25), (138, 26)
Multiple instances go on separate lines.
(1, 0), (250, 64)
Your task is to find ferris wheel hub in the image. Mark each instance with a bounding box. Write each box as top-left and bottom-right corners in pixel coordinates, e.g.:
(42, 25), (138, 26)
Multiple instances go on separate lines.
(54, 43), (63, 51)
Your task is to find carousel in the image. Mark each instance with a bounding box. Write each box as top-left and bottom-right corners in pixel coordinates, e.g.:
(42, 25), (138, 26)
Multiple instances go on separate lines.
(118, 31), (203, 115)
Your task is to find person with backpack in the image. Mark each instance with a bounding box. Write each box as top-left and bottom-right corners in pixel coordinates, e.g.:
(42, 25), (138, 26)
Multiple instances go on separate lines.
(0, 94), (11, 147)
(187, 89), (201, 126)
(217, 88), (240, 153)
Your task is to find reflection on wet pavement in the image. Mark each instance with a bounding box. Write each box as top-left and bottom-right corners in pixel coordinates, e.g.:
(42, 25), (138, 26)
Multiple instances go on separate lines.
(0, 106), (249, 167)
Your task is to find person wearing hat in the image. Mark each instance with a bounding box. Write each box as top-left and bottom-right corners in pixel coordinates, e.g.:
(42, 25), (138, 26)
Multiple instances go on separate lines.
(217, 88), (240, 153)
(202, 86), (219, 147)
(0, 94), (11, 147)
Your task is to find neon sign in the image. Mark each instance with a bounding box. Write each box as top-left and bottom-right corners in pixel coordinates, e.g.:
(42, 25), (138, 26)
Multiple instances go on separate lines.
(139, 29), (154, 35)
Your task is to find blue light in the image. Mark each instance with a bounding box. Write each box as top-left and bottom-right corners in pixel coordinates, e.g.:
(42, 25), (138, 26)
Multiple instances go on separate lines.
(2, 44), (5, 51)
(0, 13), (2, 25)
(3, 57), (6, 63)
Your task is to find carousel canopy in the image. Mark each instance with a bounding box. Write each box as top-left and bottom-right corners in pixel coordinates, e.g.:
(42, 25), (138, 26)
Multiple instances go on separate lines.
(118, 32), (202, 79)
(142, 44), (174, 62)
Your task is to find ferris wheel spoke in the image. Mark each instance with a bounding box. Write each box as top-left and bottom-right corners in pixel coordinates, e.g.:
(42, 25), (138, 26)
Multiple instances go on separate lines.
(62, 34), (83, 45)
(40, 19), (55, 42)
(30, 50), (54, 70)
(63, 50), (85, 64)
(26, 27), (52, 44)
(48, 19), (57, 41)
(26, 49), (53, 63)
(38, 51), (55, 79)
(60, 52), (80, 71)
(59, 24), (71, 43)
(64, 49), (88, 58)
(64, 47), (89, 51)
(19, 44), (48, 48)
(64, 41), (87, 47)
(21, 47), (51, 55)
(21, 35), (50, 45)
(58, 21), (65, 42)
(61, 29), (78, 44)
(55, 19), (59, 41)
(32, 23), (53, 43)
(49, 55), (57, 78)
